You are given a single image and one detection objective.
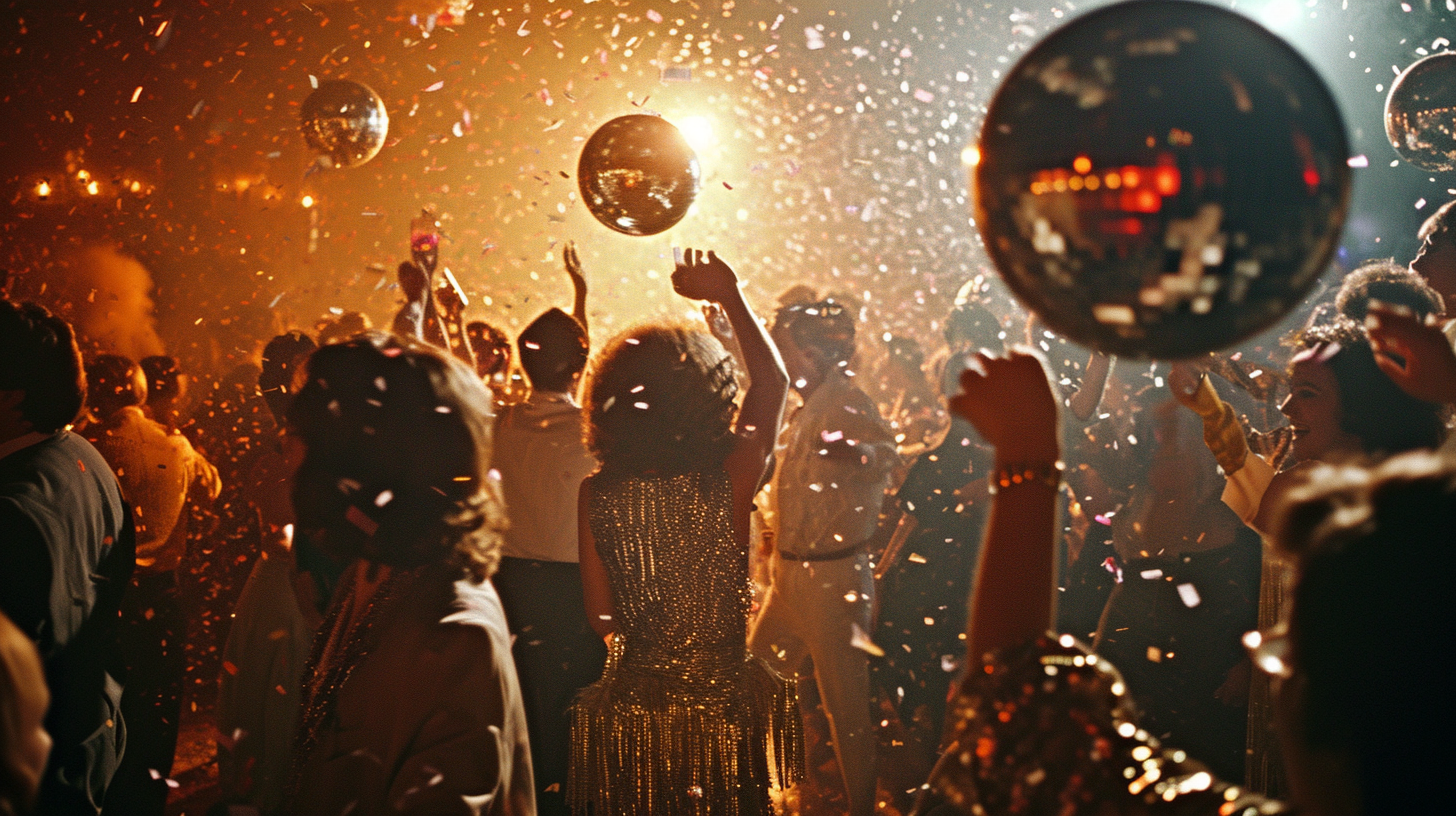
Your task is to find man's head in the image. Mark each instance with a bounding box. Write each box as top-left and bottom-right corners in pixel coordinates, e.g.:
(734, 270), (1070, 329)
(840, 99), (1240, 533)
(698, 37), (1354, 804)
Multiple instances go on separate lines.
(517, 308), (588, 394)
(1411, 198), (1456, 301)
(1336, 259), (1444, 322)
(396, 261), (428, 302)
(86, 354), (147, 420)
(0, 300), (87, 438)
(466, 320), (511, 379)
(771, 298), (856, 387)
(260, 331), (318, 424)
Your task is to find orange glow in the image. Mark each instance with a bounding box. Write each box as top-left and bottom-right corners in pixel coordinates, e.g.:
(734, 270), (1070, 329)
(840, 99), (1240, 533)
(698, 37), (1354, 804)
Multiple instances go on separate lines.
(1121, 167), (1141, 188)
(1072, 155), (1092, 174)
(36, 181), (51, 198)
(1153, 166), (1181, 196)
(1104, 172), (1121, 190)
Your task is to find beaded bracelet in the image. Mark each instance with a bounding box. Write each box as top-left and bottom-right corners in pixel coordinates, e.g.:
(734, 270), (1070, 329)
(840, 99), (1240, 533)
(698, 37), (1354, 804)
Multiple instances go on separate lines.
(989, 460), (1064, 493)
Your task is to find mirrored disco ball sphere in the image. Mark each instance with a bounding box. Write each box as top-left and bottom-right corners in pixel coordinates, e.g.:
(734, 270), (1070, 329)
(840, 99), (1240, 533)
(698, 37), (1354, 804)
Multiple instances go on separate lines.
(973, 0), (1349, 359)
(1386, 52), (1456, 172)
(579, 114), (701, 236)
(300, 80), (389, 169)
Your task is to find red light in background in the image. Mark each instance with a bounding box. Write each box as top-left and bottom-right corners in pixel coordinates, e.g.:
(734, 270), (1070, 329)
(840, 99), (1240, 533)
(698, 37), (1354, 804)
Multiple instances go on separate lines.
(1108, 217), (1144, 236)
(1153, 166), (1181, 196)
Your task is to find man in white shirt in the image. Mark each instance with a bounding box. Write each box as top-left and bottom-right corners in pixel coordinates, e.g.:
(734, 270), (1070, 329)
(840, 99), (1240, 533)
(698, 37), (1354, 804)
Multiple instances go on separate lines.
(749, 299), (896, 816)
(490, 306), (604, 816)
(84, 353), (220, 816)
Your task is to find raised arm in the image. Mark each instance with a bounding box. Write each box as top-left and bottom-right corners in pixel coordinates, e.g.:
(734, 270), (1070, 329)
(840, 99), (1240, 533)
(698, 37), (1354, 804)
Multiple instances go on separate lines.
(948, 350), (1061, 659)
(670, 249), (789, 499)
(1067, 351), (1113, 422)
(564, 241), (589, 342)
(1168, 361), (1277, 531)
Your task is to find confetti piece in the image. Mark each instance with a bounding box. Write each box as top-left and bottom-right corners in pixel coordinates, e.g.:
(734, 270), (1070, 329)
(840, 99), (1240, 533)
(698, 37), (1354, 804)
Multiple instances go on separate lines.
(850, 622), (885, 657)
(345, 506), (379, 536)
(1177, 583), (1202, 608)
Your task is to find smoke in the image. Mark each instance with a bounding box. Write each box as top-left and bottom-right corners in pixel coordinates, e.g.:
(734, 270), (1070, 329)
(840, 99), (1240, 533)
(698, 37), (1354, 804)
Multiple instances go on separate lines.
(44, 245), (166, 362)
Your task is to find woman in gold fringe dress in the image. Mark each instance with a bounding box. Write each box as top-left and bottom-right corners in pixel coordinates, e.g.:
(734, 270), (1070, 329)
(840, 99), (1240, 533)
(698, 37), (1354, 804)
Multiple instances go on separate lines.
(568, 249), (802, 815)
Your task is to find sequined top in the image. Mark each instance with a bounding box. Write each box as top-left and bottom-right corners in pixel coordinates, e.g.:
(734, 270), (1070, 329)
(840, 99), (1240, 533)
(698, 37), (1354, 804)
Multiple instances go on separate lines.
(926, 635), (1288, 816)
(588, 471), (752, 674)
(569, 470), (801, 815)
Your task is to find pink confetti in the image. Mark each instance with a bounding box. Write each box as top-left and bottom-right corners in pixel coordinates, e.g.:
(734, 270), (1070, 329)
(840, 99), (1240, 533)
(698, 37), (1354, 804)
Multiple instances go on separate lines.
(423, 80), (445, 92)
(647, 10), (663, 23)
(914, 88), (935, 103)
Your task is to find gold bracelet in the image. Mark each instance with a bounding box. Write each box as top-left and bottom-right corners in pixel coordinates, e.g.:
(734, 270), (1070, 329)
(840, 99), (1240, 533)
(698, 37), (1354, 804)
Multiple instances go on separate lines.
(989, 460), (1064, 493)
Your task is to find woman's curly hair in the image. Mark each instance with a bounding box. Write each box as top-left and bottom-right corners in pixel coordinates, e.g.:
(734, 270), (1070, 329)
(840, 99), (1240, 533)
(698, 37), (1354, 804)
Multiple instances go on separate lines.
(585, 323), (739, 478)
(287, 333), (507, 583)
(1286, 317), (1446, 456)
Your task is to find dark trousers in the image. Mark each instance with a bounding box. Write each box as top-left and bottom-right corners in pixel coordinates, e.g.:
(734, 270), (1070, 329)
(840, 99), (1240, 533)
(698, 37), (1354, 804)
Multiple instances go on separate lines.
(492, 556), (608, 816)
(1095, 531), (1261, 782)
(101, 571), (184, 816)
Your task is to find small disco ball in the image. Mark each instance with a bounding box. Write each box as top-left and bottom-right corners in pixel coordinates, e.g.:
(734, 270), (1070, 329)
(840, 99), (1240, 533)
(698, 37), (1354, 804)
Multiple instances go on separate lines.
(973, 0), (1349, 359)
(1386, 52), (1456, 173)
(299, 80), (389, 169)
(578, 114), (700, 236)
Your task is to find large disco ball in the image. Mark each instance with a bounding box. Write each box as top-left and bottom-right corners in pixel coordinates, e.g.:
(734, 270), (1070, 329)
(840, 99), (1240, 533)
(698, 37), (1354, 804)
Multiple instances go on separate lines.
(1386, 52), (1456, 172)
(973, 0), (1349, 359)
(299, 80), (389, 169)
(578, 114), (700, 236)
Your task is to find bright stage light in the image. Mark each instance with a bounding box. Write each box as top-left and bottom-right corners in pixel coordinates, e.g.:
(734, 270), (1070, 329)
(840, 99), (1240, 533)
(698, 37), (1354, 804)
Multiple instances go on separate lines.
(675, 115), (716, 153)
(1257, 0), (1304, 31)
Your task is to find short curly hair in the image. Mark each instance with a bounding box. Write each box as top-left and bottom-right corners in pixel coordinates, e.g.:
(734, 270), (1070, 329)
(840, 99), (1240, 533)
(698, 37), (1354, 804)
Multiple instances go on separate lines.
(585, 323), (738, 478)
(1335, 259), (1443, 321)
(0, 300), (86, 433)
(287, 333), (507, 583)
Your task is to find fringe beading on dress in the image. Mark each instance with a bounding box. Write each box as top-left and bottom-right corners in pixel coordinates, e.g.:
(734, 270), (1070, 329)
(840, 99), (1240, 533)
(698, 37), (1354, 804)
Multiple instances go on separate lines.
(568, 636), (802, 815)
(567, 471), (804, 815)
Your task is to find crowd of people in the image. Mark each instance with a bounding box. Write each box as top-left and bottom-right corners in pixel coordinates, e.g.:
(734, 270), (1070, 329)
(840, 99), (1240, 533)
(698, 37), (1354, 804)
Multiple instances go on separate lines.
(3, 201), (1456, 816)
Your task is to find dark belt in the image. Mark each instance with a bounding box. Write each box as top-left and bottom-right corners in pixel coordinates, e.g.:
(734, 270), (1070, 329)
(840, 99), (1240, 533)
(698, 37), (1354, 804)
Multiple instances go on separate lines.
(778, 543), (865, 562)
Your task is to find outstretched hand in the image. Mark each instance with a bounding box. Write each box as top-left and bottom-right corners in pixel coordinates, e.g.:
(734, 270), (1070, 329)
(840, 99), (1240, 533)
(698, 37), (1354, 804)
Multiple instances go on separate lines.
(671, 248), (740, 304)
(948, 349), (1059, 461)
(1367, 301), (1456, 405)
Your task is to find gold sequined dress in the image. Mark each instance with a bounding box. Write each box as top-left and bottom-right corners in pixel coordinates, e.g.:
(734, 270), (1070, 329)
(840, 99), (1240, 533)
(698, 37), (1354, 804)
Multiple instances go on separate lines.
(922, 635), (1287, 816)
(568, 471), (803, 815)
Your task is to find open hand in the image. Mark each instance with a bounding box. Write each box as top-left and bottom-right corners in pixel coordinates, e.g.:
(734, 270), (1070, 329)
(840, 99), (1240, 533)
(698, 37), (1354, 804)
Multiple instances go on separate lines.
(1367, 301), (1456, 405)
(671, 248), (740, 304)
